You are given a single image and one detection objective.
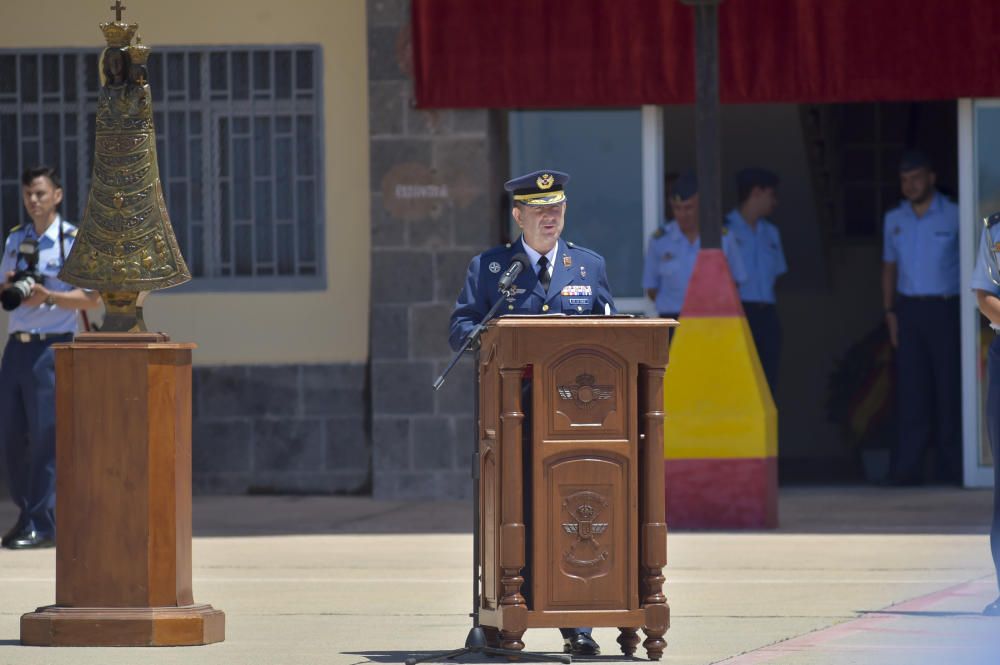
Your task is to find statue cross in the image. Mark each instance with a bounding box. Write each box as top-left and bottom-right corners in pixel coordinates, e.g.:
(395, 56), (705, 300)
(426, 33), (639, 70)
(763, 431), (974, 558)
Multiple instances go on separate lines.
(110, 0), (126, 21)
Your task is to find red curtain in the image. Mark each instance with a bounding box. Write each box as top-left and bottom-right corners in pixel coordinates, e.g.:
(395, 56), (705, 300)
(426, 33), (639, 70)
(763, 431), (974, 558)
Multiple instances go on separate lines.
(412, 0), (1000, 108)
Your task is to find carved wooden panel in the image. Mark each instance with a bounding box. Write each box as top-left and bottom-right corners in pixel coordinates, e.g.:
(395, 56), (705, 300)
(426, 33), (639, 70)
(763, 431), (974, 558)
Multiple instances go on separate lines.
(481, 445), (498, 609)
(479, 344), (498, 440)
(535, 455), (631, 611)
(543, 350), (628, 440)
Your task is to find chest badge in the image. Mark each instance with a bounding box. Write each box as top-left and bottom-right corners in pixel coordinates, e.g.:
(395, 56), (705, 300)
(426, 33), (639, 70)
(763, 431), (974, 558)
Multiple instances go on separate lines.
(563, 255), (572, 268)
(579, 265), (587, 279)
(488, 261), (502, 274)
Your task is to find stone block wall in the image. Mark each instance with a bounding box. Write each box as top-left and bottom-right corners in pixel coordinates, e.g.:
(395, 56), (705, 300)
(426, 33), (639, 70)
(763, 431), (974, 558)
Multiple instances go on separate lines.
(191, 363), (370, 494)
(367, 0), (505, 498)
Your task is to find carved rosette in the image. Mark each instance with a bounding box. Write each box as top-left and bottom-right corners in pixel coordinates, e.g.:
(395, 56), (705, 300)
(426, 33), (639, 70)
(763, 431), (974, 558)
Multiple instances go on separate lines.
(60, 20), (191, 331)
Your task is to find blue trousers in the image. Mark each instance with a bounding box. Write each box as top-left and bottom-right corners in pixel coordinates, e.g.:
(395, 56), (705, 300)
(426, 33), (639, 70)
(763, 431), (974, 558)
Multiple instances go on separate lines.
(891, 296), (962, 483)
(0, 339), (58, 536)
(743, 302), (781, 397)
(986, 336), (1000, 593)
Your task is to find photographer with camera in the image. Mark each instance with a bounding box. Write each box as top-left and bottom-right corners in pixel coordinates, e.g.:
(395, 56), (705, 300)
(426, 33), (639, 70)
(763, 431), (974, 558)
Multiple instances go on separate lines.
(0, 166), (100, 549)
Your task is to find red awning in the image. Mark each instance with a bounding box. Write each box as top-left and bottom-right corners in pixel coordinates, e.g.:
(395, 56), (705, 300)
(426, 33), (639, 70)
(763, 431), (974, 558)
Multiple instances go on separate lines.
(412, 0), (1000, 108)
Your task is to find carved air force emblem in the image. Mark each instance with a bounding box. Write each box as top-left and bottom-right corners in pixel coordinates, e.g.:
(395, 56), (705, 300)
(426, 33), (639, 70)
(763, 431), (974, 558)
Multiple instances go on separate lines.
(536, 173), (554, 190)
(558, 373), (614, 409)
(561, 490), (610, 571)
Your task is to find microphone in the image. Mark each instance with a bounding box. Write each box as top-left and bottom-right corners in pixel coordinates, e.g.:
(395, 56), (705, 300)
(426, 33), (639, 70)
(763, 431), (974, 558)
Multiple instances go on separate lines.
(498, 253), (530, 293)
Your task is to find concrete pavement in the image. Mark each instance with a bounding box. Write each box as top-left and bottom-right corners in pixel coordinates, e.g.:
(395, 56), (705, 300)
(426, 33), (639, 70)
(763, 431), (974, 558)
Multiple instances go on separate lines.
(0, 486), (996, 664)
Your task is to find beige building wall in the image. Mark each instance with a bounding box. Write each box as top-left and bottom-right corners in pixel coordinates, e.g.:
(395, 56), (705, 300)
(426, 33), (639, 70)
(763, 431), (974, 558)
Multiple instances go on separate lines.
(0, 0), (370, 365)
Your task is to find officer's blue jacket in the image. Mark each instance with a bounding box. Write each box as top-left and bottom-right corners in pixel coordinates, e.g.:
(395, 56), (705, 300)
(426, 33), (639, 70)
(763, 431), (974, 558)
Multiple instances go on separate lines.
(449, 237), (616, 351)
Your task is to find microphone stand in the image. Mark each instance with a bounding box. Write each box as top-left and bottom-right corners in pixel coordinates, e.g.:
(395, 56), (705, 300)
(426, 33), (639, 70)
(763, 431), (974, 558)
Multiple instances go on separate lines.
(407, 288), (570, 665)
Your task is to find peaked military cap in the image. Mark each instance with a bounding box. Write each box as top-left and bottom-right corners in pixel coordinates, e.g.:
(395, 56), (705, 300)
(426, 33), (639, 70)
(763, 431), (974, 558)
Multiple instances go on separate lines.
(899, 149), (932, 173)
(671, 171), (698, 203)
(736, 167), (779, 190)
(504, 169), (569, 206)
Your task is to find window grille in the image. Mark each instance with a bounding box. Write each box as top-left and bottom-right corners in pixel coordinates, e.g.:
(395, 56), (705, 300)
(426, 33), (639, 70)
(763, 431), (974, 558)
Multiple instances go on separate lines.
(0, 46), (325, 291)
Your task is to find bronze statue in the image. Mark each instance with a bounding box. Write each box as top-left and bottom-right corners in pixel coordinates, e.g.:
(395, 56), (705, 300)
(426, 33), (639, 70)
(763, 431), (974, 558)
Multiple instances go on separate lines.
(59, 2), (191, 332)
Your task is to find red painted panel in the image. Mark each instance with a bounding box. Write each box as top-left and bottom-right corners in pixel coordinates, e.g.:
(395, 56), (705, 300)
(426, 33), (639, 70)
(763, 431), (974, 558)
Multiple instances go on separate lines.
(679, 249), (745, 319)
(664, 457), (778, 529)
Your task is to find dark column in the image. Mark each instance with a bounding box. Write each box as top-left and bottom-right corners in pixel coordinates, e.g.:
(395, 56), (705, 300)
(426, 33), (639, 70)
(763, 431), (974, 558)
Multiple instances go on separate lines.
(682, 0), (723, 249)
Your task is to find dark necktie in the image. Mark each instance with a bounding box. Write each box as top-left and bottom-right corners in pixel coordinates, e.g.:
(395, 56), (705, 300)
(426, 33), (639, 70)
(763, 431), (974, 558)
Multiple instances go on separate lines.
(537, 255), (551, 293)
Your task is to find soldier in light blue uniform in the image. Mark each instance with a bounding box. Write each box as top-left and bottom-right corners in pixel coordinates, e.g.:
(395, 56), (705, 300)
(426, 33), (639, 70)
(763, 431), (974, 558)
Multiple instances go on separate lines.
(642, 172), (747, 320)
(881, 150), (960, 486)
(725, 167), (787, 396)
(0, 167), (100, 549)
(450, 170), (612, 656)
(972, 213), (1000, 616)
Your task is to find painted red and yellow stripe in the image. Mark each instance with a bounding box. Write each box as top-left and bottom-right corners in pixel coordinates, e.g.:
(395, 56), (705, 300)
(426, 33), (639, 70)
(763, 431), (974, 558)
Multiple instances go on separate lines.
(663, 249), (778, 528)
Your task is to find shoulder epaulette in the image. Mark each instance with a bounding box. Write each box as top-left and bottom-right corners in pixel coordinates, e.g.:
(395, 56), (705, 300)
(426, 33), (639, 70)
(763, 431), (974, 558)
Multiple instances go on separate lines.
(8, 223), (24, 233)
(987, 212), (1000, 229)
(565, 241), (602, 259)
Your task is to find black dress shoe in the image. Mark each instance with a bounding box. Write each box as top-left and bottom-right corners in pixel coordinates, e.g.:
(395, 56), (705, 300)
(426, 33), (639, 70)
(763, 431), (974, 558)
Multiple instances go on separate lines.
(1, 518), (27, 548)
(984, 597), (1000, 616)
(563, 632), (600, 656)
(6, 530), (54, 550)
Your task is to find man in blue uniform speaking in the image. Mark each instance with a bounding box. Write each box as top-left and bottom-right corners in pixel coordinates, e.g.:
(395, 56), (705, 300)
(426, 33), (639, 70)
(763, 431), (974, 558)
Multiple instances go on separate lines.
(450, 170), (615, 351)
(449, 170), (614, 656)
(0, 166), (101, 549)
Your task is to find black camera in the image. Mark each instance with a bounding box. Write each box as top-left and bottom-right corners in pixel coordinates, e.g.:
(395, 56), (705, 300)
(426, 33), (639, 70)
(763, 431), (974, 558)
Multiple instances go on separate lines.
(1, 239), (45, 311)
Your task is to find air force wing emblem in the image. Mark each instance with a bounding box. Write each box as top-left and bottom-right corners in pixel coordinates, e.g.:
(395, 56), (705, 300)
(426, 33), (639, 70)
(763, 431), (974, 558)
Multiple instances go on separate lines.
(557, 372), (614, 408)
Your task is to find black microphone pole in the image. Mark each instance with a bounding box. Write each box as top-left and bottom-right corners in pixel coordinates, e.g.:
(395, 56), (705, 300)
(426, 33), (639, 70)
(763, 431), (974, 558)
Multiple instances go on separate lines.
(433, 253), (528, 391)
(413, 278), (569, 665)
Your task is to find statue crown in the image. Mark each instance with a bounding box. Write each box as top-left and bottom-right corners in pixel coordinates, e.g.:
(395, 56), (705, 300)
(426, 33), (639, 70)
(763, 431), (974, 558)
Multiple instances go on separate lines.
(100, 21), (138, 48)
(128, 35), (150, 65)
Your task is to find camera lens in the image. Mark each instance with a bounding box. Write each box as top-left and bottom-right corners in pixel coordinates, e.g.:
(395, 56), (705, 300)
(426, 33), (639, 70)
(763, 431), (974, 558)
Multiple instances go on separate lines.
(1, 277), (35, 311)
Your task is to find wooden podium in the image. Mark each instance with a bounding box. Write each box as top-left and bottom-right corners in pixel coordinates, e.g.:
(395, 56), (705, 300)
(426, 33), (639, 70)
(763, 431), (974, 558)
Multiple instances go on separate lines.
(476, 317), (673, 660)
(20, 333), (225, 646)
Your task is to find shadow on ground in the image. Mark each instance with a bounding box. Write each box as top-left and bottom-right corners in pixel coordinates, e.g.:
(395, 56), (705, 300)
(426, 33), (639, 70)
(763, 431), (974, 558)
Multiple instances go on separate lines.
(147, 486), (997, 538)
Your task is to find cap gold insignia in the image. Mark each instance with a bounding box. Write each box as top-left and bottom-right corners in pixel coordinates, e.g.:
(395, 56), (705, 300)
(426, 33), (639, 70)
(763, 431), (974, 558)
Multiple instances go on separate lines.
(563, 255), (572, 268)
(537, 173), (554, 190)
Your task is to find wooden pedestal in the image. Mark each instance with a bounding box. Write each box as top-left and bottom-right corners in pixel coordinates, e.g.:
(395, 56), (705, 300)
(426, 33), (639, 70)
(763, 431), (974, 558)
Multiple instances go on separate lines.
(20, 333), (225, 646)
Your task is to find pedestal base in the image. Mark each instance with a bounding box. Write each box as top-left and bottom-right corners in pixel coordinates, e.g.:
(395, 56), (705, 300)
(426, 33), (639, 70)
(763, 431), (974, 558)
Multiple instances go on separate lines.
(21, 604), (225, 646)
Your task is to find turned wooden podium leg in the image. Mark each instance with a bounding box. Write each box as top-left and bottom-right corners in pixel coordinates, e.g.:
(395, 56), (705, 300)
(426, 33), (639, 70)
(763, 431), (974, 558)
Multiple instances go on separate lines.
(498, 367), (527, 652)
(20, 335), (224, 647)
(618, 627), (641, 656)
(640, 365), (669, 660)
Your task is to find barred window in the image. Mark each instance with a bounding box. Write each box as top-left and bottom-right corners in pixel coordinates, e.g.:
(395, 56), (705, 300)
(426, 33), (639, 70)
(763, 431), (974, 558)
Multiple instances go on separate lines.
(0, 46), (325, 291)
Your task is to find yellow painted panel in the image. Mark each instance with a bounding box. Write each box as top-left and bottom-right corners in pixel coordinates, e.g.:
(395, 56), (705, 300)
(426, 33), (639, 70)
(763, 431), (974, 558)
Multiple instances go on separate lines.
(0, 1), (370, 366)
(664, 316), (778, 459)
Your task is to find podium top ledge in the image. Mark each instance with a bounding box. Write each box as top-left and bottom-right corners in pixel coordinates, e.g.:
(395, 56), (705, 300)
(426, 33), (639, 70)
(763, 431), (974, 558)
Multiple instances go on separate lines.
(490, 315), (677, 328)
(55, 332), (196, 350)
